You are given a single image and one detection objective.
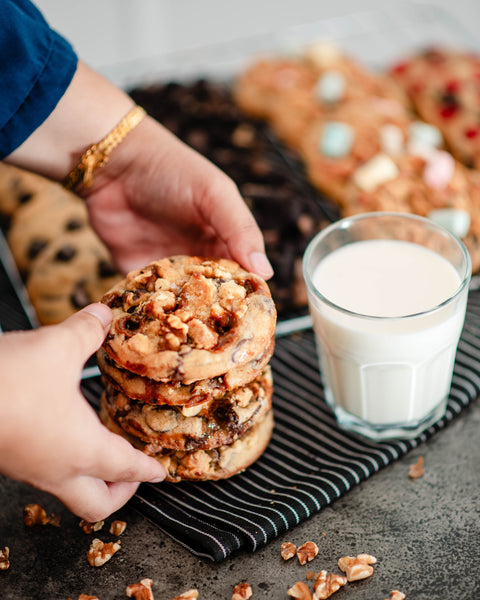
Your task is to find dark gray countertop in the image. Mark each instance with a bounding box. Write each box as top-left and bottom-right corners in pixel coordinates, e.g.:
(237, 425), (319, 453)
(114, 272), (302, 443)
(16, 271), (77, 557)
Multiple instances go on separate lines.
(2, 395), (480, 600)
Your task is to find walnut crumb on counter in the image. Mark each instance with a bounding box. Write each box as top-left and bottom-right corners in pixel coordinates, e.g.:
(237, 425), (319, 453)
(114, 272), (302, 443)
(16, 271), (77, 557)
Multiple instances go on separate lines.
(408, 456), (425, 479)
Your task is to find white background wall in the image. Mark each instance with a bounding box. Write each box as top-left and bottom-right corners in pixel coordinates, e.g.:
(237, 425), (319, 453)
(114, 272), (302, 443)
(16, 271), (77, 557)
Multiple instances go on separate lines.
(35, 0), (480, 88)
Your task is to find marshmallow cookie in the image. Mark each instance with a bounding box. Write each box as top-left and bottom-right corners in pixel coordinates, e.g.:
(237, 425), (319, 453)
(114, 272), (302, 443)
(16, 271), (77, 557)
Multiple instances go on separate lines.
(268, 42), (410, 151)
(389, 47), (480, 169)
(101, 256), (277, 383)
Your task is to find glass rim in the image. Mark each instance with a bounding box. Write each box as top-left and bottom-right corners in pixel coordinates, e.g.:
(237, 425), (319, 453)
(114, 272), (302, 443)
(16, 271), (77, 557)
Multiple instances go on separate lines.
(302, 211), (472, 321)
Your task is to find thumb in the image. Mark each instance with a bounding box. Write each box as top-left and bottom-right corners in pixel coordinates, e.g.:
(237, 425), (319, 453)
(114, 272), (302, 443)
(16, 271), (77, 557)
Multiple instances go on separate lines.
(54, 303), (113, 365)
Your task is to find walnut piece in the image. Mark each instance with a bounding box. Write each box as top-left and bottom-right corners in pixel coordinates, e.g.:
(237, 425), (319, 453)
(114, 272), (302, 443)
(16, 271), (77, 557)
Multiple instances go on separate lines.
(78, 595), (100, 600)
(79, 519), (104, 534)
(297, 541), (319, 565)
(126, 578), (154, 600)
(337, 553), (377, 581)
(232, 582), (253, 600)
(385, 591), (406, 600)
(23, 503), (48, 526)
(287, 581), (313, 600)
(169, 591), (198, 600)
(0, 547), (10, 570)
(312, 570), (347, 599)
(408, 456), (424, 479)
(281, 541), (297, 561)
(109, 520), (127, 536)
(86, 538), (121, 567)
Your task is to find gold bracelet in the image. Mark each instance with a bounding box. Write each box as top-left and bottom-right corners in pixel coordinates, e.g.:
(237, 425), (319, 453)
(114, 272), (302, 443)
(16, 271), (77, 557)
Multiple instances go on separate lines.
(64, 105), (146, 190)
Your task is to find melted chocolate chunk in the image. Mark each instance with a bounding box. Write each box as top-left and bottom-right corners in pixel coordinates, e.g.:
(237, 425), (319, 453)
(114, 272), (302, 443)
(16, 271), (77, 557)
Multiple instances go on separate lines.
(27, 239), (48, 260)
(98, 260), (118, 278)
(71, 282), (91, 309)
(66, 218), (84, 231)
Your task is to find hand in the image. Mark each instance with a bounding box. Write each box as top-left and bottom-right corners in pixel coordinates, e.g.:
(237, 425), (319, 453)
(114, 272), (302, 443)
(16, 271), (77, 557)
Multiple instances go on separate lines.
(0, 304), (166, 522)
(83, 115), (274, 277)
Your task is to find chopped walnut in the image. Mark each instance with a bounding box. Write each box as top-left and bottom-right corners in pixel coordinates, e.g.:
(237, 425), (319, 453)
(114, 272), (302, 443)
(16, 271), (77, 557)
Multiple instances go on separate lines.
(287, 581), (313, 600)
(79, 519), (104, 534)
(297, 541), (319, 565)
(78, 595), (100, 600)
(187, 318), (218, 349)
(109, 520), (127, 536)
(385, 591), (406, 600)
(337, 553), (377, 581)
(23, 503), (48, 526)
(232, 582), (253, 600)
(281, 541), (297, 561)
(0, 547), (10, 570)
(48, 513), (61, 527)
(312, 570), (347, 599)
(169, 590), (198, 600)
(408, 456), (424, 479)
(126, 578), (154, 600)
(86, 538), (121, 567)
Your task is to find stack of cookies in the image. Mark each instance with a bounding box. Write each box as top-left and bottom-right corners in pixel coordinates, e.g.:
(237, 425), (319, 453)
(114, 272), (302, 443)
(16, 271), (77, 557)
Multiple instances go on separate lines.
(98, 255), (277, 482)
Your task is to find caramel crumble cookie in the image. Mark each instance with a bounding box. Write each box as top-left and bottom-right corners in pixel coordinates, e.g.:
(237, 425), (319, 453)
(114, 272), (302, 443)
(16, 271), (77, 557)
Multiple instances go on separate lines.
(101, 256), (276, 383)
(101, 366), (273, 451)
(96, 337), (274, 406)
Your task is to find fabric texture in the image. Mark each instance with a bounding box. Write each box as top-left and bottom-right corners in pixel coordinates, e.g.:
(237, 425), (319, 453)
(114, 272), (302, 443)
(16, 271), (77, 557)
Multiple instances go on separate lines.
(0, 0), (78, 158)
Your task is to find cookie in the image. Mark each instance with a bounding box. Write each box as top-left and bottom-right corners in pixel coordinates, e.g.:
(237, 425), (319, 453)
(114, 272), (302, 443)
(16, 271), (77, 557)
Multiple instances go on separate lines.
(389, 47), (480, 169)
(7, 185), (88, 274)
(26, 228), (121, 325)
(101, 366), (273, 451)
(96, 336), (275, 406)
(101, 256), (276, 384)
(100, 401), (274, 482)
(0, 162), (54, 223)
(299, 98), (412, 204)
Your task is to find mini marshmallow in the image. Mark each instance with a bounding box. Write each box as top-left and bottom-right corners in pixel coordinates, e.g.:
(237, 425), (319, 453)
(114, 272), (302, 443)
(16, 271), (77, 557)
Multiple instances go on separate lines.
(315, 70), (346, 104)
(428, 208), (471, 239)
(408, 121), (443, 150)
(319, 121), (354, 158)
(304, 40), (341, 67)
(423, 150), (455, 190)
(353, 153), (399, 192)
(380, 124), (404, 156)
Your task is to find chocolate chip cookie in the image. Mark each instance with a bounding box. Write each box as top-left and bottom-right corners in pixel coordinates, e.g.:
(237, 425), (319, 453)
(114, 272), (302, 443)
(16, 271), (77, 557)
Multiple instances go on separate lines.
(26, 228), (121, 325)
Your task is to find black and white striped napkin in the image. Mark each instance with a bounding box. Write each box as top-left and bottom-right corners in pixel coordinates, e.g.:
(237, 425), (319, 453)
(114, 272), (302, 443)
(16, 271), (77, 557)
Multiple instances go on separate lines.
(2, 236), (480, 562)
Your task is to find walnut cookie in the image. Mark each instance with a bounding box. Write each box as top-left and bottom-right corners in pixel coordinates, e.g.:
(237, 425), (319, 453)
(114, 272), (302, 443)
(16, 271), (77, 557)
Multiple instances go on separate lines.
(101, 366), (273, 452)
(100, 256), (277, 383)
(100, 402), (274, 482)
(96, 336), (274, 406)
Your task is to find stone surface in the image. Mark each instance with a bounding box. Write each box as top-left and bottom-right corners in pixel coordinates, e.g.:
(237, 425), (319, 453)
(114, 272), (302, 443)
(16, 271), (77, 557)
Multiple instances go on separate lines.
(1, 400), (480, 599)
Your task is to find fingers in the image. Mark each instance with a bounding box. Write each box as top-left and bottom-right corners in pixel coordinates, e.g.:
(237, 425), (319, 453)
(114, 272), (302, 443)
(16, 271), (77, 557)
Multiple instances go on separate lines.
(53, 476), (142, 522)
(203, 175), (274, 280)
(88, 425), (166, 484)
(53, 303), (113, 366)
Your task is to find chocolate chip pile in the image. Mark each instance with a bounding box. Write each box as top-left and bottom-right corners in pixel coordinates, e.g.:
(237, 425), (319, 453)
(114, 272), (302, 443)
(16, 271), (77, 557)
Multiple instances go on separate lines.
(98, 255), (277, 482)
(129, 79), (332, 315)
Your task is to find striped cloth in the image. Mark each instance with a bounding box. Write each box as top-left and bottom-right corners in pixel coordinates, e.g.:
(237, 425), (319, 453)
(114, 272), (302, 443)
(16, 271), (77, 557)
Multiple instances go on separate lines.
(2, 235), (479, 562)
(81, 293), (480, 561)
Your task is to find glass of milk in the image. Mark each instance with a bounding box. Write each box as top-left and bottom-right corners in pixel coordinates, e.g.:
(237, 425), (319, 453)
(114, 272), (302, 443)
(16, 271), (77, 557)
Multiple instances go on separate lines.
(303, 212), (471, 440)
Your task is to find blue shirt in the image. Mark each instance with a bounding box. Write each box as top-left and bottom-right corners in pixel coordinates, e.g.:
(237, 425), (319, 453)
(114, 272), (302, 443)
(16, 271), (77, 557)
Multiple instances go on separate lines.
(0, 0), (78, 158)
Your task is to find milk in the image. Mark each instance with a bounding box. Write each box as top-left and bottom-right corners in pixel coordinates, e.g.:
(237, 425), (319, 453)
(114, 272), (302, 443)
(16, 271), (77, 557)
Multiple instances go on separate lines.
(308, 238), (469, 435)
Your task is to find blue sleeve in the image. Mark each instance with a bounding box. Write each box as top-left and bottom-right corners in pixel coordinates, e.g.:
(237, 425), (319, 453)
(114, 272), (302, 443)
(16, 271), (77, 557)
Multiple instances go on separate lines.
(0, 0), (78, 158)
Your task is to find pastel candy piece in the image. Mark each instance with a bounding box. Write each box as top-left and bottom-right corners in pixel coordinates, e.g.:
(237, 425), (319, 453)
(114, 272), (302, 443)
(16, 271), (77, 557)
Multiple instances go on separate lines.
(315, 70), (346, 104)
(428, 208), (471, 239)
(380, 123), (404, 155)
(353, 153), (399, 192)
(408, 121), (443, 149)
(319, 121), (353, 158)
(304, 40), (341, 67)
(423, 150), (455, 190)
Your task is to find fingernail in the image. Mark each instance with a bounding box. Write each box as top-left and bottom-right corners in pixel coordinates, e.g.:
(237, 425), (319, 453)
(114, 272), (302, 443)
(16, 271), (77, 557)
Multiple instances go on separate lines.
(249, 252), (274, 279)
(82, 303), (112, 329)
(148, 476), (165, 483)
